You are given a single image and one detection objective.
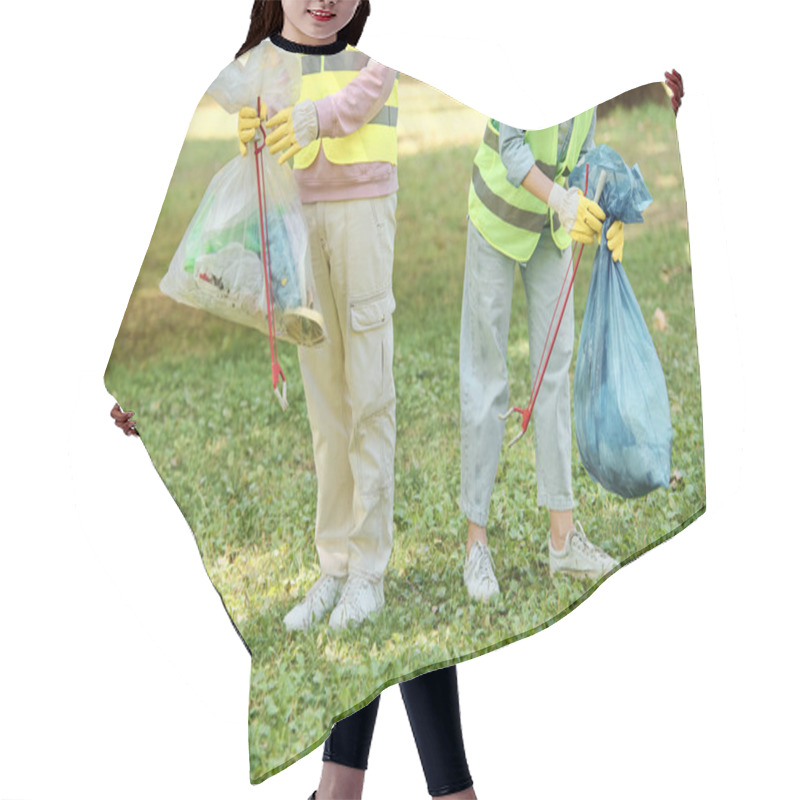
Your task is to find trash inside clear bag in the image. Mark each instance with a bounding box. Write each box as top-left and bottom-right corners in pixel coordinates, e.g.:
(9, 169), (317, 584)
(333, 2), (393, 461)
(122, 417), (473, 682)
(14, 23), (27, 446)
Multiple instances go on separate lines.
(160, 40), (325, 347)
(569, 146), (672, 498)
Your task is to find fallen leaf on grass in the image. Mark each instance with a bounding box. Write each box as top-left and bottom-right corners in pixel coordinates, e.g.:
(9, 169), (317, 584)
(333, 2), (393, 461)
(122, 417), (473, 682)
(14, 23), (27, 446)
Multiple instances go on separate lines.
(654, 308), (669, 332)
(660, 264), (688, 284)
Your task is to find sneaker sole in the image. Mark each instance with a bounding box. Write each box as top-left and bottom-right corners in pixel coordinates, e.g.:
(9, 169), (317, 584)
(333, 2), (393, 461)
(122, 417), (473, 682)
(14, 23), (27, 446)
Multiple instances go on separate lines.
(283, 609), (321, 632)
(283, 582), (345, 631)
(465, 584), (501, 602)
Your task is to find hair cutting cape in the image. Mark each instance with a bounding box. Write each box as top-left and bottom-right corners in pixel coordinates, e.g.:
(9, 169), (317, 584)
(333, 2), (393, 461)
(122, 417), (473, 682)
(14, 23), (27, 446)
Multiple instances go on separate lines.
(105, 52), (703, 782)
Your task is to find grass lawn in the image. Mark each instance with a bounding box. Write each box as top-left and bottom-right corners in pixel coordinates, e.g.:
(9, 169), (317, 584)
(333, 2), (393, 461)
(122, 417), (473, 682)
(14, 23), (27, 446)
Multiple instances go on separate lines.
(105, 87), (704, 781)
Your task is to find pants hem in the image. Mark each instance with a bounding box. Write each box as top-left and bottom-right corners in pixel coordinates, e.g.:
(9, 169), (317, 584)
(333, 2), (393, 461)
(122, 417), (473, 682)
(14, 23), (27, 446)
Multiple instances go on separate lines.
(460, 498), (489, 528)
(537, 493), (574, 511)
(346, 567), (386, 583)
(430, 777), (474, 797)
(321, 751), (368, 771)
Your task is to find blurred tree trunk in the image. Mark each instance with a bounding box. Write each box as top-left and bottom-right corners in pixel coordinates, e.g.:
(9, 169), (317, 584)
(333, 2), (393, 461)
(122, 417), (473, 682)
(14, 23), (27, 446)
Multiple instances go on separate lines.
(598, 82), (669, 120)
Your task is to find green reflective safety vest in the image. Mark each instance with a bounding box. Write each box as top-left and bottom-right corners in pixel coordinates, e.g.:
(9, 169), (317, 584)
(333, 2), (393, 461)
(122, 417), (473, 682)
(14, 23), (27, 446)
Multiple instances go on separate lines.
(294, 46), (399, 170)
(468, 110), (595, 262)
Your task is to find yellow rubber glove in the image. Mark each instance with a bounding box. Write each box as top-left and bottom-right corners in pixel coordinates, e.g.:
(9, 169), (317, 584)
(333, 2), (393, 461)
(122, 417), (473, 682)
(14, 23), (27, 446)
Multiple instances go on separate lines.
(607, 220), (625, 262)
(548, 184), (606, 245)
(238, 105), (267, 157)
(570, 192), (606, 245)
(264, 101), (319, 165)
(263, 107), (300, 165)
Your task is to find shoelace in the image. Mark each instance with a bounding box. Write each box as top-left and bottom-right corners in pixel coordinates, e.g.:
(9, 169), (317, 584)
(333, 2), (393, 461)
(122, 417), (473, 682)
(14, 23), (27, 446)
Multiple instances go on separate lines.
(471, 544), (497, 586)
(569, 524), (612, 562)
(336, 577), (371, 609)
(305, 576), (340, 607)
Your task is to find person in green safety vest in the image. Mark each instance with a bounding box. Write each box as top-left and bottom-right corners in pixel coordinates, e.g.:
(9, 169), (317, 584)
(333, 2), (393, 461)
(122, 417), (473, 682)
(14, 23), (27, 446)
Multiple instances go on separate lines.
(460, 113), (623, 601)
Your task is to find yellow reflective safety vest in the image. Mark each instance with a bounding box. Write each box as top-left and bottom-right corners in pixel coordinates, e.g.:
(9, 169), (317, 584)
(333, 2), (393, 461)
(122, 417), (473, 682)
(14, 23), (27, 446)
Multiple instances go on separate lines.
(468, 110), (595, 262)
(294, 46), (399, 170)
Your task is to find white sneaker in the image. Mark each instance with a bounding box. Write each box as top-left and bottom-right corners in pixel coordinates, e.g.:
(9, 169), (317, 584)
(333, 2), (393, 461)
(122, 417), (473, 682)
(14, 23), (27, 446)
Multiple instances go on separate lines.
(283, 574), (345, 631)
(328, 575), (385, 630)
(549, 522), (619, 579)
(463, 541), (500, 601)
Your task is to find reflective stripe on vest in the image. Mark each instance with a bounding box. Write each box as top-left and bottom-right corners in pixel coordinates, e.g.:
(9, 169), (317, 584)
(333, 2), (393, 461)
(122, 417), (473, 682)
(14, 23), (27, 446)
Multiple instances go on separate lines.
(293, 46), (399, 170)
(468, 110), (595, 262)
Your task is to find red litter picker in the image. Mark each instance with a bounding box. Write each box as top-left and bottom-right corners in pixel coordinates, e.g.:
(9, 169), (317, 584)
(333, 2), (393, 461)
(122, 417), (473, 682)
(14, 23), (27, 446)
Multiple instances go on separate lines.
(253, 96), (288, 411)
(159, 38), (325, 413)
(500, 164), (608, 447)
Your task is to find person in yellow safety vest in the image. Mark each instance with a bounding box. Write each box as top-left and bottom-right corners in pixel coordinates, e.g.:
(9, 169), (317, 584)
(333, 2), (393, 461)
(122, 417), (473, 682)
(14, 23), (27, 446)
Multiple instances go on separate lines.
(460, 113), (623, 602)
(238, 5), (480, 799)
(238, 0), (400, 632)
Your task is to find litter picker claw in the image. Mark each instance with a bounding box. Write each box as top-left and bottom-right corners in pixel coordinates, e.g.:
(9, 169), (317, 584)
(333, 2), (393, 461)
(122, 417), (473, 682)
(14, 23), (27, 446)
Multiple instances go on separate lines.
(500, 165), (608, 447)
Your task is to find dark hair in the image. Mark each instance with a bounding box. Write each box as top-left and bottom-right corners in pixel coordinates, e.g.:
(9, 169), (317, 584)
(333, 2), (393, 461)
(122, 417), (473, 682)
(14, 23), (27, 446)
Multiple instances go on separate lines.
(236, 1), (371, 58)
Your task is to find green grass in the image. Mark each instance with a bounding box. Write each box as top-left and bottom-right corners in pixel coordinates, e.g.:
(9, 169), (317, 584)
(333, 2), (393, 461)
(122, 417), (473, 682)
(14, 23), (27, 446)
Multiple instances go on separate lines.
(105, 99), (704, 782)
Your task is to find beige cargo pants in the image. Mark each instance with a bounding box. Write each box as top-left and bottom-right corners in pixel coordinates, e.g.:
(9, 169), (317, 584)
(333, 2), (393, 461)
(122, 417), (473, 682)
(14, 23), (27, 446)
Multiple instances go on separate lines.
(298, 194), (397, 582)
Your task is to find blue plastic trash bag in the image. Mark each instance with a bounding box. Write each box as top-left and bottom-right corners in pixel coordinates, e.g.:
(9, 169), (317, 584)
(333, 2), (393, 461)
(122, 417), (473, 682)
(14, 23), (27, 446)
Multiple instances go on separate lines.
(569, 145), (672, 498)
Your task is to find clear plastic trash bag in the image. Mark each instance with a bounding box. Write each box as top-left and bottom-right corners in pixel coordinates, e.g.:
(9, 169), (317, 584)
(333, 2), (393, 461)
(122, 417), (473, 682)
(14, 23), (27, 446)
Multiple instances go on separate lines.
(569, 145), (672, 498)
(160, 39), (325, 347)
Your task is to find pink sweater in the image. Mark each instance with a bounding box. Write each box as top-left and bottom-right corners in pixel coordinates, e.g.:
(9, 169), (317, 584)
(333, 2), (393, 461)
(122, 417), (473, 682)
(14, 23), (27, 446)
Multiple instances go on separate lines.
(295, 57), (398, 204)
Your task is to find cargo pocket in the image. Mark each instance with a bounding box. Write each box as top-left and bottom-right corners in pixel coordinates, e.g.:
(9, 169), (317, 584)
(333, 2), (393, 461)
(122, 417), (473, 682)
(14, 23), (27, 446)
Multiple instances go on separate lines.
(350, 289), (395, 334)
(349, 290), (395, 410)
(348, 289), (396, 494)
